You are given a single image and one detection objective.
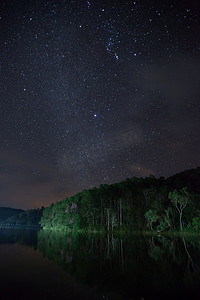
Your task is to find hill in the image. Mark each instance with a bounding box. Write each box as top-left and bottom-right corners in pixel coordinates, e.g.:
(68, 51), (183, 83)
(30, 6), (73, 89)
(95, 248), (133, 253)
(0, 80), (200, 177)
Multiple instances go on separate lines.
(40, 167), (200, 232)
(0, 207), (24, 223)
(2, 168), (200, 231)
(166, 167), (200, 193)
(0, 208), (44, 228)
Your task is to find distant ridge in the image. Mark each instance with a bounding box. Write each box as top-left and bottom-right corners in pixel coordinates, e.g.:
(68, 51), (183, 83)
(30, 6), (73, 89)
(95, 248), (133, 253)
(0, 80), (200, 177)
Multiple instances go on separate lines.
(166, 167), (200, 193)
(0, 207), (24, 222)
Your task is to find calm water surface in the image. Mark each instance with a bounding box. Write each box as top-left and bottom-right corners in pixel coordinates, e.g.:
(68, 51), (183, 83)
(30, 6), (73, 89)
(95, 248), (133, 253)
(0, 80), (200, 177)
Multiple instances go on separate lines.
(0, 229), (200, 300)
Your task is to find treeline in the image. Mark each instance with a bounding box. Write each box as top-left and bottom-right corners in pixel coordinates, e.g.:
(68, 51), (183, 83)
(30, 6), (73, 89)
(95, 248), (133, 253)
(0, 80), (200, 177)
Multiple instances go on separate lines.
(0, 208), (44, 228)
(40, 167), (200, 232)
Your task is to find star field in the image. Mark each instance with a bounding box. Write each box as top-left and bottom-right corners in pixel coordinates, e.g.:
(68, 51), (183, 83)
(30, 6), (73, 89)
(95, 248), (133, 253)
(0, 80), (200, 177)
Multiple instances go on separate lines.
(0, 0), (200, 209)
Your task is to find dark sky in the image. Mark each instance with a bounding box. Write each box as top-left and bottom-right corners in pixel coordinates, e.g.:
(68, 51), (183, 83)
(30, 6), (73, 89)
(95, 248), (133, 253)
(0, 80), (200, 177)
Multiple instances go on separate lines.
(1, 0), (200, 209)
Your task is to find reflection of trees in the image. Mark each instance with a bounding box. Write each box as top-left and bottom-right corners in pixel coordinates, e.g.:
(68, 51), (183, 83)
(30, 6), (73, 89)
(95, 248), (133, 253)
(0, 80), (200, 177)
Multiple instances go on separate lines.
(181, 236), (200, 272)
(0, 228), (38, 249)
(37, 230), (75, 269)
(147, 233), (200, 294)
(37, 230), (200, 300)
(37, 230), (126, 271)
(181, 236), (200, 292)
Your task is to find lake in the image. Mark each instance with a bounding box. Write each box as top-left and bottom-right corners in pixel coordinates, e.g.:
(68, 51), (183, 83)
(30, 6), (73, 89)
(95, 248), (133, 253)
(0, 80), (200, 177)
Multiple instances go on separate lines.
(0, 229), (200, 300)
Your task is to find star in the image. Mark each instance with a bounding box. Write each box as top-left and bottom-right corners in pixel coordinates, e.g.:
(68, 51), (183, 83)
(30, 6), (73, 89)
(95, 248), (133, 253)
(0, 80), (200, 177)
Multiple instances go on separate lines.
(0, 0), (199, 209)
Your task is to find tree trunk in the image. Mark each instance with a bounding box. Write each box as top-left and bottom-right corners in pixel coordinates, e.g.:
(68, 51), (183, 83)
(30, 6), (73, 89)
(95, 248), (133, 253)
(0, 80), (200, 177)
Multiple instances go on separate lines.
(119, 200), (122, 227)
(107, 209), (110, 231)
(180, 210), (183, 231)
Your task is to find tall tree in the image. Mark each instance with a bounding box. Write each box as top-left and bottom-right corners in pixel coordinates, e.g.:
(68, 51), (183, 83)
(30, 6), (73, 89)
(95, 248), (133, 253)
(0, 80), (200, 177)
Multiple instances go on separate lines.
(169, 187), (190, 231)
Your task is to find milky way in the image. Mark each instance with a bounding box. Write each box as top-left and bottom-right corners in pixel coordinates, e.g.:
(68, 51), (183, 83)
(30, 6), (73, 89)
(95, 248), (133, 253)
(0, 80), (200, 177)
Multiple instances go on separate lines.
(0, 0), (200, 208)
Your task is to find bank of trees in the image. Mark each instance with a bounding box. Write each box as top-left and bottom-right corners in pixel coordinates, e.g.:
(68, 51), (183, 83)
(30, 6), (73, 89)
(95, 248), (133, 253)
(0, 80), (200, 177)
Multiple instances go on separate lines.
(40, 168), (200, 232)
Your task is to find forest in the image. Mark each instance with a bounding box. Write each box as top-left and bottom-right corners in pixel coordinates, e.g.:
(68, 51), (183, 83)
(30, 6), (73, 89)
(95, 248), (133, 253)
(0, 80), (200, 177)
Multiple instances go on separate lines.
(40, 167), (200, 232)
(1, 168), (200, 231)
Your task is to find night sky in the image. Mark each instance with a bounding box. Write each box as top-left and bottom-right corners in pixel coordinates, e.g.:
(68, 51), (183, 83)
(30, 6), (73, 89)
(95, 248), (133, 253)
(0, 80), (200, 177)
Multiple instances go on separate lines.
(1, 0), (200, 209)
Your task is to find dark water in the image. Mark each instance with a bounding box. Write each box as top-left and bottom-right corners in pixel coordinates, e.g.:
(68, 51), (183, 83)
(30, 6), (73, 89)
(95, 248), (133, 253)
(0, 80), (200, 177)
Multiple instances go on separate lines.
(0, 229), (200, 300)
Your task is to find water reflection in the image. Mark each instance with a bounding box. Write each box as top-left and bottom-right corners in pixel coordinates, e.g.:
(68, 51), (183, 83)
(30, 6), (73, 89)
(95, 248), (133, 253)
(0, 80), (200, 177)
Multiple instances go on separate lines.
(0, 227), (38, 248)
(0, 229), (106, 300)
(1, 229), (200, 300)
(37, 231), (200, 300)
